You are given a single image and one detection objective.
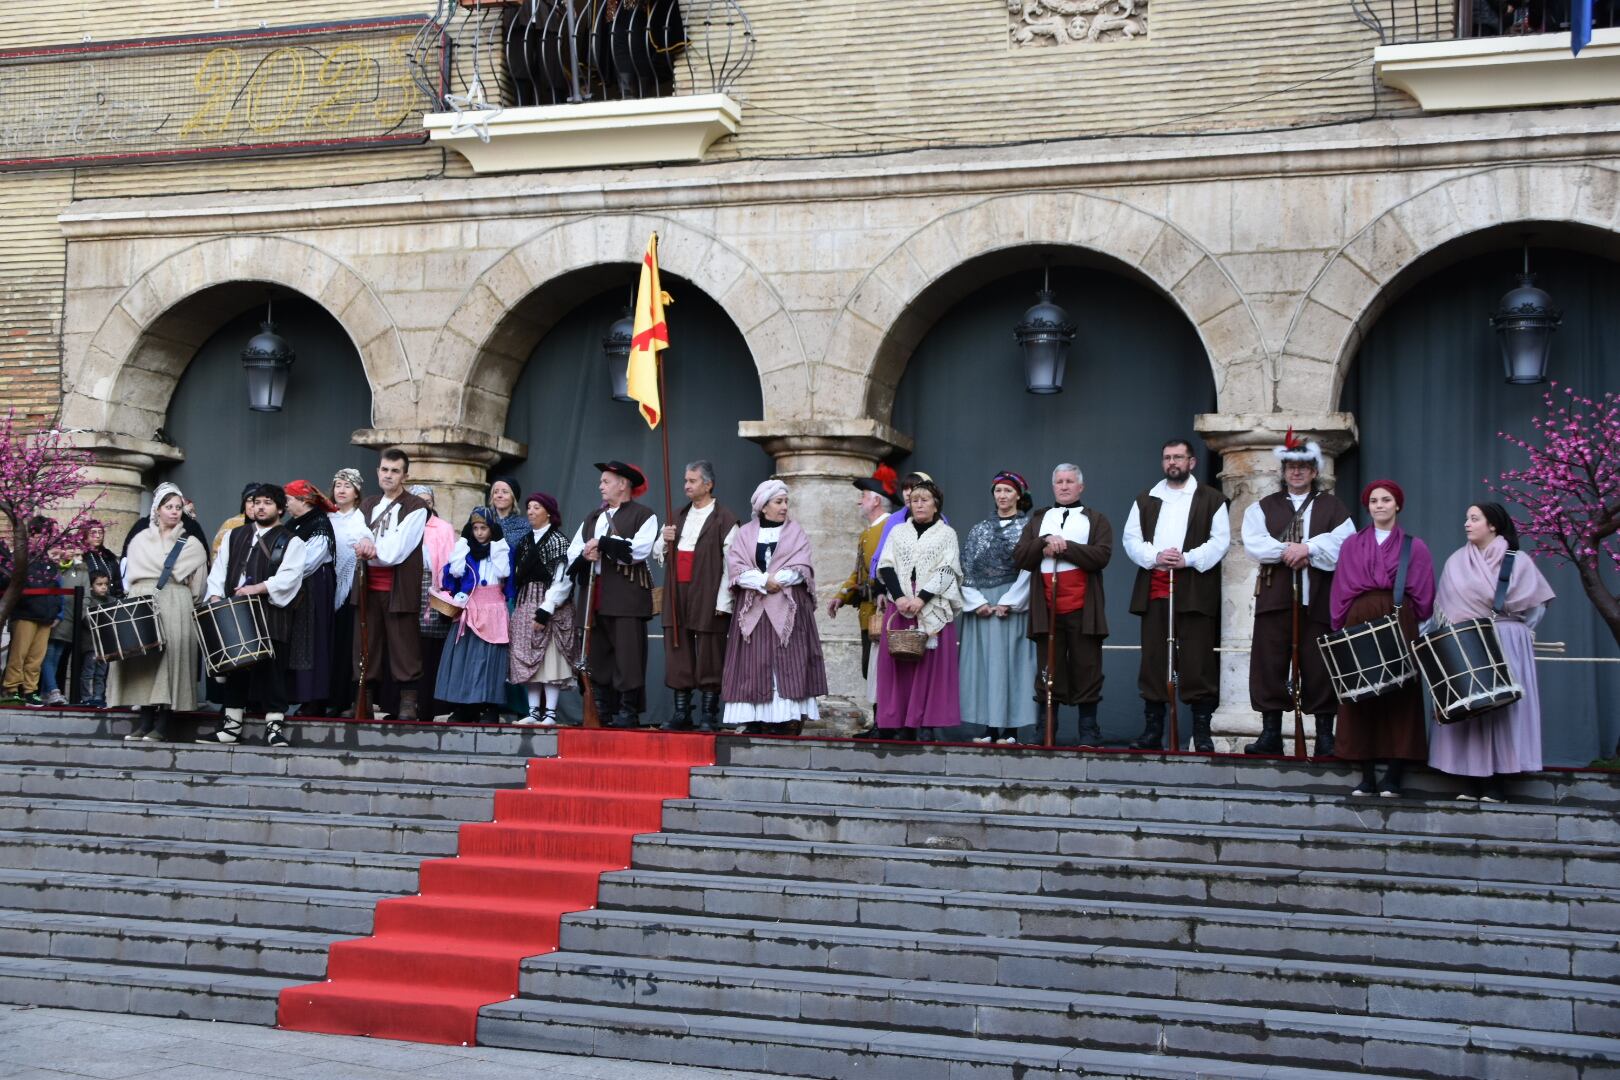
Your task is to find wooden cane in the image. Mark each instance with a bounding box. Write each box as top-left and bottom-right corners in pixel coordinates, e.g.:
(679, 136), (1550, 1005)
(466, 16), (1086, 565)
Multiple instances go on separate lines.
(1042, 567), (1058, 748)
(1166, 567), (1179, 752)
(1290, 568), (1307, 759)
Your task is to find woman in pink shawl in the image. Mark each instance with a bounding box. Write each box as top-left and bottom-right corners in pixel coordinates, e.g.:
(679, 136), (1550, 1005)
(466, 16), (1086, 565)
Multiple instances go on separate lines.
(1428, 502), (1555, 802)
(720, 479), (828, 735)
(1328, 480), (1435, 798)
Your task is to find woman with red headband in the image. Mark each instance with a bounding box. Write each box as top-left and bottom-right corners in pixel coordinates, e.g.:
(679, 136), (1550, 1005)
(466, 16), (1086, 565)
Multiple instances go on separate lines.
(283, 480), (338, 713)
(1328, 479), (1436, 798)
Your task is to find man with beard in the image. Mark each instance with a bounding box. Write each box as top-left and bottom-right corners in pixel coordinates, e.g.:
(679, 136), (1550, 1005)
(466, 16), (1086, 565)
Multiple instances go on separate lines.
(655, 460), (739, 732)
(196, 484), (308, 747)
(1122, 439), (1230, 752)
(352, 449), (430, 722)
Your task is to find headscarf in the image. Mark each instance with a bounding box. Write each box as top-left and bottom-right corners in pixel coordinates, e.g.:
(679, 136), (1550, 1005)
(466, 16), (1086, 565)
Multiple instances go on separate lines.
(151, 482), (184, 514)
(1361, 478), (1405, 511)
(285, 479), (336, 514)
(526, 491), (562, 531)
(332, 468), (364, 499)
(1436, 535), (1555, 624)
(461, 506), (497, 562)
(991, 470), (1027, 498)
(407, 483), (434, 501)
(750, 478), (789, 517)
(1329, 523), (1435, 630)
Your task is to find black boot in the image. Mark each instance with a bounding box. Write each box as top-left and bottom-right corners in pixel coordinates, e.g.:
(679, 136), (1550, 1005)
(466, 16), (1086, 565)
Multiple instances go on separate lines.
(1351, 762), (1380, 796)
(1244, 711), (1284, 755)
(1129, 701), (1166, 751)
(593, 686), (621, 726)
(1191, 703), (1215, 753)
(698, 690), (722, 733)
(1076, 703), (1102, 749)
(1312, 712), (1336, 759)
(1378, 759), (1405, 799)
(660, 690), (695, 731)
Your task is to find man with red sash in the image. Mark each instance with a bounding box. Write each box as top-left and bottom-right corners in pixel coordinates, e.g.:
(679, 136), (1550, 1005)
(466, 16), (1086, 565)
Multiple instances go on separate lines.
(655, 459), (739, 732)
(352, 448), (429, 722)
(1123, 439), (1230, 752)
(1013, 463), (1114, 748)
(568, 461), (660, 728)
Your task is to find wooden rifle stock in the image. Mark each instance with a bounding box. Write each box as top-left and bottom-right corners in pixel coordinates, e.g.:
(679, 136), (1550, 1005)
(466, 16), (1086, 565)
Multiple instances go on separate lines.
(353, 562), (373, 721)
(576, 564), (601, 729)
(1042, 569), (1058, 747)
(1290, 568), (1307, 758)
(1166, 567), (1179, 752)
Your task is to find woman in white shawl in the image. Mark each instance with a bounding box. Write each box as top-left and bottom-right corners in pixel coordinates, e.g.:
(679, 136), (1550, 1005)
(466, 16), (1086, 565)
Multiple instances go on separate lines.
(112, 483), (208, 741)
(875, 478), (965, 739)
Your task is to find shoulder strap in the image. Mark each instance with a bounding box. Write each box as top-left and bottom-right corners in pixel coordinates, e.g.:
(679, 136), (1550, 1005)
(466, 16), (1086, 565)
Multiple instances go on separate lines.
(1493, 550), (1516, 615)
(1392, 534), (1414, 608)
(155, 539), (187, 591)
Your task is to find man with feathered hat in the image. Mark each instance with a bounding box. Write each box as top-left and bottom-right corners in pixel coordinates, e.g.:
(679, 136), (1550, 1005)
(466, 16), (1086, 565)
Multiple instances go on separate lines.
(1239, 428), (1355, 756)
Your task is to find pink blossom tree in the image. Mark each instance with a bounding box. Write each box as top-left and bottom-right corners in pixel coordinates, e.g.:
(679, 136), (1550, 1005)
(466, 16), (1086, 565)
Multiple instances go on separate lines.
(0, 412), (100, 629)
(1495, 384), (1620, 650)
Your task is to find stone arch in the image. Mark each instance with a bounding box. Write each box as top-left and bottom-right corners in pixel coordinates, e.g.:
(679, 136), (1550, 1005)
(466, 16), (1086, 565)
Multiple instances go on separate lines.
(1287, 161), (1620, 412)
(821, 191), (1268, 424)
(62, 235), (413, 438)
(432, 215), (801, 433)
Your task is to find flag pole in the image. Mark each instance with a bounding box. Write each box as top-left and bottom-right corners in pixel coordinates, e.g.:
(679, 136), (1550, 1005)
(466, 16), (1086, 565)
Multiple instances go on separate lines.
(658, 349), (680, 648)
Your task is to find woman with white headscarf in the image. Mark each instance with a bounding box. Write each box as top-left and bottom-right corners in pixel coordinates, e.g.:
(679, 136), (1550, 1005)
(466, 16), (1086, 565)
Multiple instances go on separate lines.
(326, 467), (369, 712)
(720, 479), (828, 735)
(110, 482), (208, 741)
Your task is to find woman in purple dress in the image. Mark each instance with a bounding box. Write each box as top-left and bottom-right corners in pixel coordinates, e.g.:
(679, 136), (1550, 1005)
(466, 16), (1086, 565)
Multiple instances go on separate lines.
(875, 479), (965, 739)
(1428, 502), (1555, 803)
(1329, 479), (1435, 798)
(721, 479), (828, 735)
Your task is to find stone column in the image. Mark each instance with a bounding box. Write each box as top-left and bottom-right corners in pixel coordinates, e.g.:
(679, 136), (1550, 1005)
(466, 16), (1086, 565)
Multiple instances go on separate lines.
(1194, 412), (1357, 751)
(739, 418), (914, 724)
(351, 426), (528, 525)
(67, 433), (186, 541)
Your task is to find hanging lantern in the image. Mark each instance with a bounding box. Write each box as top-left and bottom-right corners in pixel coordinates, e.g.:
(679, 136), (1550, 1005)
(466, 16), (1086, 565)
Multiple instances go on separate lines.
(1013, 266), (1076, 395)
(1490, 244), (1561, 386)
(240, 300), (295, 412)
(601, 310), (635, 402)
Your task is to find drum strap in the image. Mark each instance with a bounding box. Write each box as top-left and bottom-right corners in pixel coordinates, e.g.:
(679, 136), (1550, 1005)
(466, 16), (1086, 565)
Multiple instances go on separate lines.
(154, 540), (187, 591)
(1392, 535), (1414, 609)
(1492, 551), (1516, 615)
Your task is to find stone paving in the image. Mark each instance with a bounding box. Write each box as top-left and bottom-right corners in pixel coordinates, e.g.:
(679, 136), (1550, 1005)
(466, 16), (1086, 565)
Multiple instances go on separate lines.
(0, 1005), (784, 1080)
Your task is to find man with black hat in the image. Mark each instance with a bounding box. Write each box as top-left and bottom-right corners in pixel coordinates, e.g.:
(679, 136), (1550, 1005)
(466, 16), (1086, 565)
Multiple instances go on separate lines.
(196, 484), (309, 747)
(829, 465), (902, 690)
(568, 461), (659, 728)
(655, 460), (739, 732)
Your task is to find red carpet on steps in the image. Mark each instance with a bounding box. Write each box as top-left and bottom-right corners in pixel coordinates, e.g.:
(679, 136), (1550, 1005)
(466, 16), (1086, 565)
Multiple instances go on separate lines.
(276, 729), (717, 1046)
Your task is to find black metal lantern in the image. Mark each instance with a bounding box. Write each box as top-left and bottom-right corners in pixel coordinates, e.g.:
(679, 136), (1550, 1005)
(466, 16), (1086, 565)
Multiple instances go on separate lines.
(602, 309), (635, 402)
(1490, 244), (1561, 386)
(240, 300), (294, 412)
(1013, 266), (1076, 395)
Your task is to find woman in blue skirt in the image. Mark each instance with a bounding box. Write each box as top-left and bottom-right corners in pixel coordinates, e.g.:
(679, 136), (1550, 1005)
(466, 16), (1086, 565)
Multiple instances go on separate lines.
(434, 507), (512, 723)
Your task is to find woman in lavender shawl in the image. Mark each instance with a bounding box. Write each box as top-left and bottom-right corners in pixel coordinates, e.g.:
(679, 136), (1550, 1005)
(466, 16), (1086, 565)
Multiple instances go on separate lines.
(720, 479), (829, 735)
(1428, 503), (1555, 803)
(1328, 479), (1435, 799)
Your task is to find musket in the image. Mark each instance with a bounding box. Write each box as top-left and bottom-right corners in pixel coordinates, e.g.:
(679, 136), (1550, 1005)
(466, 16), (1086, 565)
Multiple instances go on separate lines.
(1042, 567), (1058, 747)
(1166, 567), (1179, 752)
(353, 558), (373, 721)
(1289, 568), (1307, 759)
(575, 561), (601, 729)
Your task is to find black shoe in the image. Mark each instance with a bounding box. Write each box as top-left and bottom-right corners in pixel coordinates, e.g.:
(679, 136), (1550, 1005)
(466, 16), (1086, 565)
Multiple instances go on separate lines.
(1312, 713), (1336, 758)
(1244, 711), (1284, 755)
(1480, 776), (1508, 803)
(1350, 764), (1380, 797)
(608, 709), (640, 729)
(1129, 703), (1165, 751)
(660, 689), (695, 731)
(1378, 761), (1406, 799)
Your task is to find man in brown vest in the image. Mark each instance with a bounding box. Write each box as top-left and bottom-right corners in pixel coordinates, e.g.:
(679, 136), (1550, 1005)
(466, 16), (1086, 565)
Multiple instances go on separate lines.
(352, 448), (429, 722)
(656, 460), (739, 732)
(1123, 439), (1230, 752)
(569, 461), (660, 728)
(1240, 430), (1355, 756)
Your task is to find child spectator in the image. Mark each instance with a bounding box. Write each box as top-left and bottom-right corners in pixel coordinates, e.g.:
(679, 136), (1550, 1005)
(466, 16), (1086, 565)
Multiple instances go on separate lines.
(79, 569), (113, 708)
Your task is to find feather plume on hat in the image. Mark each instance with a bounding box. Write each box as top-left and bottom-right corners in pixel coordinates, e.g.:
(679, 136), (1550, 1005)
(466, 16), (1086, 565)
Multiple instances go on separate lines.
(1272, 425), (1323, 469)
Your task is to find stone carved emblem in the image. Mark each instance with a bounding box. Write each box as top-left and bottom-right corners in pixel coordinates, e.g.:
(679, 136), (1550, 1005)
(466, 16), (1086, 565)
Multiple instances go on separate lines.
(1009, 0), (1146, 46)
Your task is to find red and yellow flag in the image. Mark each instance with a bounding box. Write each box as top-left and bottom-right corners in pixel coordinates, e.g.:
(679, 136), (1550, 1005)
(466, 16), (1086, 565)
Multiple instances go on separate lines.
(626, 232), (672, 429)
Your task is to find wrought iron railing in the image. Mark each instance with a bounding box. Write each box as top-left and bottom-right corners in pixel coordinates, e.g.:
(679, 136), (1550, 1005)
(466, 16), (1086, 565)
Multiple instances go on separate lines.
(1355, 0), (1620, 45)
(409, 0), (754, 114)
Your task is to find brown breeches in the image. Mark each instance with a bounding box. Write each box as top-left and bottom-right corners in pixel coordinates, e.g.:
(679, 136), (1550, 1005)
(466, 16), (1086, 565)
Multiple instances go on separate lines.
(1249, 605), (1335, 714)
(1032, 609), (1104, 705)
(664, 626), (728, 691)
(1138, 603), (1219, 705)
(592, 614), (648, 695)
(354, 590), (422, 684)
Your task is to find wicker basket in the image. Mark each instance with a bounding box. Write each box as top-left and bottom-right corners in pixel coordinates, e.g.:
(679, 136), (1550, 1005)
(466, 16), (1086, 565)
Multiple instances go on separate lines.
(885, 608), (927, 661)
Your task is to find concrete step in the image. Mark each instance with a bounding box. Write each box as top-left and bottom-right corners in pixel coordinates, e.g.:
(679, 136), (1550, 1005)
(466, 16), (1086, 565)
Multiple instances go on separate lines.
(0, 910), (332, 980)
(688, 765), (1620, 844)
(0, 796), (463, 857)
(511, 954), (1620, 1078)
(627, 833), (1620, 933)
(662, 795), (1619, 887)
(0, 734), (533, 787)
(0, 867), (383, 935)
(712, 739), (1620, 809)
(593, 870), (1620, 979)
(477, 998), (1379, 1080)
(551, 909), (1620, 1035)
(0, 953), (289, 1025)
(0, 763), (500, 820)
(0, 830), (426, 895)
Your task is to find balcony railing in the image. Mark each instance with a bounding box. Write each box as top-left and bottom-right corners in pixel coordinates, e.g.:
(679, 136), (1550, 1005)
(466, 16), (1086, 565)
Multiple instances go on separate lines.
(1355, 0), (1620, 44)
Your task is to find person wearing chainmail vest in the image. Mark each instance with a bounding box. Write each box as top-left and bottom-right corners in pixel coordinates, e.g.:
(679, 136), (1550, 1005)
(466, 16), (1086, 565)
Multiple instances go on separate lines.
(568, 461), (659, 728)
(1240, 430), (1355, 756)
(352, 448), (430, 722)
(196, 484), (309, 747)
(1123, 439), (1230, 752)
(654, 460), (739, 732)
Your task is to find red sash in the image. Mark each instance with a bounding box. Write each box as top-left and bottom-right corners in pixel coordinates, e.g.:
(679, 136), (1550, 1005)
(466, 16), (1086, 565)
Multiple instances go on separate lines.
(366, 566), (394, 593)
(1149, 568), (1171, 601)
(1042, 570), (1087, 615)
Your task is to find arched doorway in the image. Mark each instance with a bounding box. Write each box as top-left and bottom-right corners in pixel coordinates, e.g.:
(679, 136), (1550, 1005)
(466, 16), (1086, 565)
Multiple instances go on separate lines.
(503, 270), (773, 724)
(1339, 233), (1620, 766)
(156, 289), (375, 538)
(891, 256), (1218, 743)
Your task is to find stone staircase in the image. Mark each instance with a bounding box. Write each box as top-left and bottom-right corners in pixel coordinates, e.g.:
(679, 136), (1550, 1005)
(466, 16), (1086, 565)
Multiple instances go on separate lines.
(1, 707), (1618, 1078)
